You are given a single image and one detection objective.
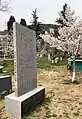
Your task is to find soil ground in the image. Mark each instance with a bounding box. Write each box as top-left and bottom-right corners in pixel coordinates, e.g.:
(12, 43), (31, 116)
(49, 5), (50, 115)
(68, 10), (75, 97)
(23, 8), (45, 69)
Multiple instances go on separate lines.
(0, 66), (82, 119)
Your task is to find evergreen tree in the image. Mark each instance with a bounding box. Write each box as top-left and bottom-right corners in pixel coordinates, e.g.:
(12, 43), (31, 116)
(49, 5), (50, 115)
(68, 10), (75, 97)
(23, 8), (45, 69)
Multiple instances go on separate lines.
(7, 15), (16, 31)
(20, 18), (27, 27)
(56, 3), (75, 27)
(32, 9), (38, 27)
(31, 8), (41, 36)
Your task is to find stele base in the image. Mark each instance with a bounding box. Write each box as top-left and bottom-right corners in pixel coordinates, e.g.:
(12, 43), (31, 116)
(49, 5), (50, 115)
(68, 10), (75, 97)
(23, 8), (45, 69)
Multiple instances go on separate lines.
(5, 87), (45, 119)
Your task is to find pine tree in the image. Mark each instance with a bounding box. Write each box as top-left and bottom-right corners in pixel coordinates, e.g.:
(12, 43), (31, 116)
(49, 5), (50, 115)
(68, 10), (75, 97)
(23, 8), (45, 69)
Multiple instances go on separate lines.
(20, 18), (27, 27)
(31, 8), (41, 36)
(56, 3), (75, 27)
(7, 15), (16, 31)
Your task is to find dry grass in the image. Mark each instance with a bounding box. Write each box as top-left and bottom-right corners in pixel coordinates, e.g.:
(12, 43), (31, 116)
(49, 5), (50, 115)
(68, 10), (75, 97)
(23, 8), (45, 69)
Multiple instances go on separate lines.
(0, 66), (82, 119)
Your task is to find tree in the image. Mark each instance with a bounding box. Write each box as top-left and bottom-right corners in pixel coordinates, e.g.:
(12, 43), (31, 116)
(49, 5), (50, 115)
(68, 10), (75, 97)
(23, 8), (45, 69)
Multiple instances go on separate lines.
(38, 32), (64, 63)
(31, 8), (41, 36)
(58, 20), (82, 82)
(20, 18), (27, 27)
(56, 3), (76, 27)
(7, 15), (16, 32)
(0, 0), (11, 12)
(38, 17), (82, 83)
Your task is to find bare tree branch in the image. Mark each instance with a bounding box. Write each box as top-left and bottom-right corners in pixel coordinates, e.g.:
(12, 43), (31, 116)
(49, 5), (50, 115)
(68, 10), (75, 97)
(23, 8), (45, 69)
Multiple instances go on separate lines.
(0, 0), (11, 12)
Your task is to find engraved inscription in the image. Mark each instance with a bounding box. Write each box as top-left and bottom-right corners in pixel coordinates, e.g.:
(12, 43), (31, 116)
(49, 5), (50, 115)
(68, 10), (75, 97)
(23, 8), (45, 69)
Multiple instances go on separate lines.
(13, 23), (37, 97)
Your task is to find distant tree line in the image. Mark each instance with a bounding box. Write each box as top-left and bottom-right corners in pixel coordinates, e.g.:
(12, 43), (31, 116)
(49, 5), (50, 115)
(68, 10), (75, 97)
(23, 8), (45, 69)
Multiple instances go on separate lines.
(7, 3), (75, 37)
(7, 8), (41, 36)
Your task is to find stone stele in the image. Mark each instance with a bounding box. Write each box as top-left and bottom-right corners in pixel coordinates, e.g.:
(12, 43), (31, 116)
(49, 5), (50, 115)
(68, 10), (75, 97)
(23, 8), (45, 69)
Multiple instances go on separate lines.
(5, 22), (45, 119)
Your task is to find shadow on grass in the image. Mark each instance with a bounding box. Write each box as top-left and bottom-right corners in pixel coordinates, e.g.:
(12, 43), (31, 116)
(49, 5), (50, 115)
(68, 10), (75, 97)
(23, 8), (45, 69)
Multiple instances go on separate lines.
(0, 92), (8, 101)
(42, 96), (51, 106)
(0, 90), (14, 101)
(0, 117), (8, 119)
(0, 94), (4, 101)
(22, 96), (51, 119)
(62, 79), (81, 85)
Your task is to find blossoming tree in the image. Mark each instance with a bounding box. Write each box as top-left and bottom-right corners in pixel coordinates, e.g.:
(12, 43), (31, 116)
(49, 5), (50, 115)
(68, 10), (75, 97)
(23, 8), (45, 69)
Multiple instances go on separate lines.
(58, 20), (82, 82)
(38, 18), (82, 82)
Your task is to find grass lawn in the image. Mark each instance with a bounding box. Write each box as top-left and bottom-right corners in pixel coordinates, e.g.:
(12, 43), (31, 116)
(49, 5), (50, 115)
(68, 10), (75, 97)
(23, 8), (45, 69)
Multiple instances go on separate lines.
(0, 60), (14, 76)
(0, 56), (68, 75)
(37, 56), (67, 69)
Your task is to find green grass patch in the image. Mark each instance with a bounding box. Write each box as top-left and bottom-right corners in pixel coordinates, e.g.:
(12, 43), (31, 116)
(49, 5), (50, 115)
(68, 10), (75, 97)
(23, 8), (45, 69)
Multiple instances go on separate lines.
(37, 56), (52, 69)
(55, 58), (67, 66)
(0, 57), (67, 76)
(0, 94), (4, 101)
(0, 118), (8, 119)
(73, 112), (79, 116)
(0, 60), (14, 76)
(37, 56), (67, 69)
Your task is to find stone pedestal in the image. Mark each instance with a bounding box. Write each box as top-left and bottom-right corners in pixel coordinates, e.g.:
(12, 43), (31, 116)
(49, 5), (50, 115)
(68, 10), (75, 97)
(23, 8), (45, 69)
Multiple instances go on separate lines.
(5, 87), (45, 119)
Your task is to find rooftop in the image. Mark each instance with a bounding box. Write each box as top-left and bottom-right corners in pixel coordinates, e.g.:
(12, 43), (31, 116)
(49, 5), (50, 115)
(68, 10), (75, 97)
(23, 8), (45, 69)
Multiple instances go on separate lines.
(0, 30), (8, 36)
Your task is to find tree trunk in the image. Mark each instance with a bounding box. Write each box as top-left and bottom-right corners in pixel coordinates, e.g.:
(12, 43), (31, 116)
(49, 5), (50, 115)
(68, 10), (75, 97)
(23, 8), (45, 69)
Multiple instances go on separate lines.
(48, 54), (51, 61)
(52, 60), (54, 64)
(60, 57), (62, 61)
(4, 54), (5, 61)
(72, 56), (76, 82)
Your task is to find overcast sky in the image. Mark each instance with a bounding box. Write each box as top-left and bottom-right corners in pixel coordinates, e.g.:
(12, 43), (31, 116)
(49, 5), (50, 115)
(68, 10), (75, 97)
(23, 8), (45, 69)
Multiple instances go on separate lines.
(0, 0), (81, 30)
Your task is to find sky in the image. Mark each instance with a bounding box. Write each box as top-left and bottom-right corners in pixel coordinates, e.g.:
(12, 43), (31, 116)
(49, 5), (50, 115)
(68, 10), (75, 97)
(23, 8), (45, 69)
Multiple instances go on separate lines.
(0, 0), (82, 30)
